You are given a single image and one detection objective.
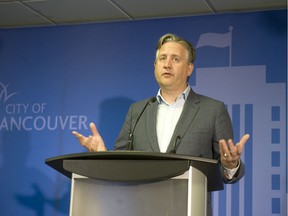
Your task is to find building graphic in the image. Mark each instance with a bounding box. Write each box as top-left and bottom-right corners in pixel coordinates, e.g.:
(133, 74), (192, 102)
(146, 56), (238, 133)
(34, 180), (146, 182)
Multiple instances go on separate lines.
(195, 65), (286, 216)
(194, 26), (286, 215)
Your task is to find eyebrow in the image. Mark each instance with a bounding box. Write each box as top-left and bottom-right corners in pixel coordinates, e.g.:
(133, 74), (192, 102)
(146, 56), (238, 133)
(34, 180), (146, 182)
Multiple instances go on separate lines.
(158, 53), (181, 58)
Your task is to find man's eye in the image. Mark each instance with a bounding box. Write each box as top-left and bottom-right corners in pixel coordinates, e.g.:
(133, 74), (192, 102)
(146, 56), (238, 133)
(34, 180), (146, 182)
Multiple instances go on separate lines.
(172, 57), (179, 62)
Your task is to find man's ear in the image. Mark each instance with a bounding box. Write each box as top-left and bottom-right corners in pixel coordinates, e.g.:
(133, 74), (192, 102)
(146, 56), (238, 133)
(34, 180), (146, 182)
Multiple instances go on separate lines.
(187, 63), (194, 77)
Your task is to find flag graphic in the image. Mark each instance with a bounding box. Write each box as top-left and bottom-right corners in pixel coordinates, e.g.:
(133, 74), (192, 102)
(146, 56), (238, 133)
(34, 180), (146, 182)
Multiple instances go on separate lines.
(196, 31), (232, 48)
(196, 26), (233, 66)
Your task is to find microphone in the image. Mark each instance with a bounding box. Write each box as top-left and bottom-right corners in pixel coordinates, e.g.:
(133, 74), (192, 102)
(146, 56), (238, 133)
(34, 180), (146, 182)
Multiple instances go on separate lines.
(169, 135), (181, 154)
(127, 97), (157, 150)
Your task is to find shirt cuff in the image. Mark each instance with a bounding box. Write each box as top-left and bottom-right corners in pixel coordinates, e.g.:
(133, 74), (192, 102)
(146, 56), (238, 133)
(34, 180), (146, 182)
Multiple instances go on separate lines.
(223, 159), (240, 179)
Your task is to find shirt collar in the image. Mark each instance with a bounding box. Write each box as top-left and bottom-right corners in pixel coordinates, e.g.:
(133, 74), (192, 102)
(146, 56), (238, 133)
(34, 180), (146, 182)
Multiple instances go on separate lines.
(156, 85), (191, 105)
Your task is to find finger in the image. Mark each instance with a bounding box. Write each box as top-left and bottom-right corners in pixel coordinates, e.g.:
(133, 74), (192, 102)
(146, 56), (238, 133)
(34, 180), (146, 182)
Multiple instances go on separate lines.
(90, 122), (100, 137)
(227, 139), (238, 156)
(236, 134), (250, 154)
(72, 131), (84, 140)
(219, 139), (230, 157)
(72, 131), (90, 148)
(237, 134), (250, 146)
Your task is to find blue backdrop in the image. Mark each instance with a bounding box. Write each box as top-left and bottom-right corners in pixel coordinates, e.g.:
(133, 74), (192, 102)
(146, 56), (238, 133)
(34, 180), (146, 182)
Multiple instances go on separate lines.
(0, 9), (286, 216)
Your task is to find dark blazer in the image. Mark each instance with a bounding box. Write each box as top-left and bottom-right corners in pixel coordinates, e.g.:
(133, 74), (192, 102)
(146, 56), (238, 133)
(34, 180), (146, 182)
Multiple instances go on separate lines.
(114, 88), (245, 215)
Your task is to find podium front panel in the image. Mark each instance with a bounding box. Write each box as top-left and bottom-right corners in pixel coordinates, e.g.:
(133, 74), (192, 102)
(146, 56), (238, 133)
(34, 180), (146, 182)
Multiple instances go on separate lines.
(70, 175), (188, 216)
(70, 166), (207, 216)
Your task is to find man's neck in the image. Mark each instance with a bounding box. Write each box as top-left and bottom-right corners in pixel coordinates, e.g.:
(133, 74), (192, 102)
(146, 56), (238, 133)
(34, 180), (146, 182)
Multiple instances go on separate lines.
(160, 85), (189, 104)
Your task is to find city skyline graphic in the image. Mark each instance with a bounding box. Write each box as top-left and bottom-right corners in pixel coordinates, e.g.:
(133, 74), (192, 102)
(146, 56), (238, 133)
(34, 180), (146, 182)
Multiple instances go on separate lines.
(195, 65), (286, 216)
(195, 26), (286, 216)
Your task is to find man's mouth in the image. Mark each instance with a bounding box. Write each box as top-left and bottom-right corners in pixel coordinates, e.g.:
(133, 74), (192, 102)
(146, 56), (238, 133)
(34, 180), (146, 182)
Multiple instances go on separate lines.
(162, 72), (173, 76)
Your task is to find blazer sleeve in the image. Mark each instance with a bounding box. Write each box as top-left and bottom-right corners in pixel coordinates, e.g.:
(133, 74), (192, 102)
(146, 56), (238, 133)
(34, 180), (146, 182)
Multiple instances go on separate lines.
(114, 105), (133, 150)
(213, 101), (245, 183)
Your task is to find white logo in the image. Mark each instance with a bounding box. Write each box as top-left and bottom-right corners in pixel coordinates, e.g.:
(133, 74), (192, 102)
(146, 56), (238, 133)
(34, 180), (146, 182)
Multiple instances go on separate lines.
(0, 82), (18, 103)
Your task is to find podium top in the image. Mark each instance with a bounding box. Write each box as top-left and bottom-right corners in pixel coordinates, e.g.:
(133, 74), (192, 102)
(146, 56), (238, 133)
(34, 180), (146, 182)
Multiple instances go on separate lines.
(45, 151), (223, 191)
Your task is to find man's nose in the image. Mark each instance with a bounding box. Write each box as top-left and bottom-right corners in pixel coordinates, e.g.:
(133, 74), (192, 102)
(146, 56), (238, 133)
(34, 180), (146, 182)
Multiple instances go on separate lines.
(164, 58), (172, 68)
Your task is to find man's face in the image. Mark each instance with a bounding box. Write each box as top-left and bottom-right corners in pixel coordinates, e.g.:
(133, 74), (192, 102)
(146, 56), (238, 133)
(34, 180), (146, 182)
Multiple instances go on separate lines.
(154, 42), (193, 92)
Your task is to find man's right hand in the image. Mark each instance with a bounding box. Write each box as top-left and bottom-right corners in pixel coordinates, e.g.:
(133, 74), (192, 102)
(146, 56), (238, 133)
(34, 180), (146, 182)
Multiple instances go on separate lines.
(72, 122), (107, 152)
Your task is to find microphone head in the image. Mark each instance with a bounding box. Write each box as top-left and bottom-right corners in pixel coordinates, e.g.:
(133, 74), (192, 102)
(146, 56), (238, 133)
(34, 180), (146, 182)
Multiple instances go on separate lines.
(149, 97), (157, 103)
(169, 149), (176, 154)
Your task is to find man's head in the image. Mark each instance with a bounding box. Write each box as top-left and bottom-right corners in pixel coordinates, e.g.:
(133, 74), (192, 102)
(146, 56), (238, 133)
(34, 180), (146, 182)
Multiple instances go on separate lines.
(156, 33), (196, 64)
(154, 33), (196, 96)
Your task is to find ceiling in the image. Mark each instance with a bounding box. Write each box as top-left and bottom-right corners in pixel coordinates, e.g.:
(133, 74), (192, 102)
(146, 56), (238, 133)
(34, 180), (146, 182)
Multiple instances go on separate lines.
(0, 0), (287, 29)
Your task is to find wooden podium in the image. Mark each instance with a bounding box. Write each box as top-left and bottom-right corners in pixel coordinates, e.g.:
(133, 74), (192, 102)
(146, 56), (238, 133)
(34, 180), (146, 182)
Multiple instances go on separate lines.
(45, 151), (223, 216)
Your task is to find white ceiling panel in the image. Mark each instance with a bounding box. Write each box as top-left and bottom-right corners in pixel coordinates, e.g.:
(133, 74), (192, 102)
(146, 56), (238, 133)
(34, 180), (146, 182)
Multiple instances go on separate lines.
(0, 1), (52, 28)
(210, 0), (287, 12)
(113, 0), (214, 19)
(0, 0), (286, 28)
(24, 0), (131, 24)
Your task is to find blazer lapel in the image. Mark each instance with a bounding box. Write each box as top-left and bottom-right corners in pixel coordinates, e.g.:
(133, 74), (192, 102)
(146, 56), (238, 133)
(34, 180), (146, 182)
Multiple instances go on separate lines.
(145, 101), (160, 152)
(166, 89), (200, 153)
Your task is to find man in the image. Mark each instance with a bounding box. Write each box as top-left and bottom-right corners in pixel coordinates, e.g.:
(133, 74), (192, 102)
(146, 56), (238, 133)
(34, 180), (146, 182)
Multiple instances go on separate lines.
(72, 33), (250, 215)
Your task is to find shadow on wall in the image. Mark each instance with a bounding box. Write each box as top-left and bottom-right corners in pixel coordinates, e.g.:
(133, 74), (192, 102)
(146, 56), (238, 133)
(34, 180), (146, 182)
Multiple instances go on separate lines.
(0, 97), (135, 215)
(98, 96), (135, 150)
(0, 130), (70, 216)
(261, 10), (287, 34)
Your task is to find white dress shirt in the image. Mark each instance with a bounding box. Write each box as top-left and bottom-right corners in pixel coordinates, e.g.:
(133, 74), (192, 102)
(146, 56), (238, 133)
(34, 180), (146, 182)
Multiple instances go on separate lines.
(156, 86), (190, 153)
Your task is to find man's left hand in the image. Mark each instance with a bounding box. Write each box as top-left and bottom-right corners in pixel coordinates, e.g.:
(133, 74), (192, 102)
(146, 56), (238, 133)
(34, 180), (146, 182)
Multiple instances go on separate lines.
(219, 134), (250, 169)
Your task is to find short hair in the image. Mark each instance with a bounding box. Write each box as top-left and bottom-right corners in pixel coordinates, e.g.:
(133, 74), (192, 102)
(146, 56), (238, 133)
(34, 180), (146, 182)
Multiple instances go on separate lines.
(156, 33), (196, 63)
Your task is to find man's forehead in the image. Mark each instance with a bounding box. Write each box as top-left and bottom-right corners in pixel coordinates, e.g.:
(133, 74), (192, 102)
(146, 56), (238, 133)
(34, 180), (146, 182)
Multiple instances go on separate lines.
(158, 42), (187, 55)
